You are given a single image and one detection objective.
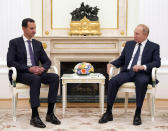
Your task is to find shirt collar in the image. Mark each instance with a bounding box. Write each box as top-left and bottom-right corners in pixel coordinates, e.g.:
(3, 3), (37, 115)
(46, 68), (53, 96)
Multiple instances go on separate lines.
(136, 39), (147, 47)
(23, 35), (32, 42)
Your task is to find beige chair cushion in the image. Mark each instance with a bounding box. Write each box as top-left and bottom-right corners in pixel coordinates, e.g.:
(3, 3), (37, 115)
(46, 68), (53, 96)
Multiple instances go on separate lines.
(120, 82), (153, 89)
(15, 83), (48, 89)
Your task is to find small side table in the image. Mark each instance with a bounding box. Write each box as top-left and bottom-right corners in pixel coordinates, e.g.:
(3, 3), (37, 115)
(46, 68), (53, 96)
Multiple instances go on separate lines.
(61, 73), (105, 117)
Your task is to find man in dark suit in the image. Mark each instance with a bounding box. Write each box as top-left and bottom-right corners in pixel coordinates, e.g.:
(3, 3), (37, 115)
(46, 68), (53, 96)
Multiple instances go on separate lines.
(7, 18), (61, 128)
(99, 24), (161, 125)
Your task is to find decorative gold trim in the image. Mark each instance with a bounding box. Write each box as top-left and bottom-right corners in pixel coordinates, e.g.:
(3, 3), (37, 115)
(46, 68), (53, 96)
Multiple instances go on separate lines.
(52, 47), (116, 49)
(117, 0), (119, 29)
(69, 17), (101, 35)
(51, 43), (117, 45)
(51, 0), (119, 30)
(42, 0), (43, 36)
(120, 31), (125, 35)
(101, 28), (119, 30)
(45, 31), (49, 35)
(126, 0), (128, 35)
(42, 43), (47, 49)
(51, 0), (53, 30)
(122, 42), (126, 47)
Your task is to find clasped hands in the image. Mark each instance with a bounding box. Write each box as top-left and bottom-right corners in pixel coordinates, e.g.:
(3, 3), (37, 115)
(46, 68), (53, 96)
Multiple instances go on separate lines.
(107, 64), (145, 74)
(28, 66), (45, 75)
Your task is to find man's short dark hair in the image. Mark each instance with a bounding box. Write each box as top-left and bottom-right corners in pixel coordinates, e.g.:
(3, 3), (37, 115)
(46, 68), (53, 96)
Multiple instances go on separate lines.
(22, 18), (35, 27)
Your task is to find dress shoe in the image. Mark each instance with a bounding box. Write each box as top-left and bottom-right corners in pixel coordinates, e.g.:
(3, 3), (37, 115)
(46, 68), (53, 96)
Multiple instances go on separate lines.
(133, 115), (142, 125)
(99, 112), (113, 123)
(46, 113), (61, 125)
(30, 116), (46, 128)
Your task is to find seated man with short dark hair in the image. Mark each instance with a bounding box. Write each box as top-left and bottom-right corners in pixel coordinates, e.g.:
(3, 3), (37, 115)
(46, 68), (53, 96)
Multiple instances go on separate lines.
(7, 18), (61, 128)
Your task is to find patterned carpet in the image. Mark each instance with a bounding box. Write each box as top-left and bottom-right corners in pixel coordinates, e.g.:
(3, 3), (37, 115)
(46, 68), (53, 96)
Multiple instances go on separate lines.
(0, 108), (168, 131)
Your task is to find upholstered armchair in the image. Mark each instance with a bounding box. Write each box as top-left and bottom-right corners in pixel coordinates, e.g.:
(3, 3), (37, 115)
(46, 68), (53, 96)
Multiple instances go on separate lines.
(8, 66), (58, 122)
(109, 67), (158, 121)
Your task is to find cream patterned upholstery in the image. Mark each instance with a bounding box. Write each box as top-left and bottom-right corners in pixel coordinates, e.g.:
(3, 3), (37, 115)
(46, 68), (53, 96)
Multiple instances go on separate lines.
(121, 82), (152, 89)
(15, 83), (48, 89)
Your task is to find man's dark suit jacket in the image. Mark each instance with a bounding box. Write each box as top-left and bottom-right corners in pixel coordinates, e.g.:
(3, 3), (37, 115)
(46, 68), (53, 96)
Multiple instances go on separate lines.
(7, 36), (51, 82)
(111, 40), (161, 77)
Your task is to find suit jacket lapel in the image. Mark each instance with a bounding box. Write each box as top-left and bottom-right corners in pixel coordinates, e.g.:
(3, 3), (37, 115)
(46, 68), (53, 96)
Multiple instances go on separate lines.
(19, 37), (27, 59)
(127, 42), (136, 63)
(141, 40), (150, 63)
(32, 39), (38, 65)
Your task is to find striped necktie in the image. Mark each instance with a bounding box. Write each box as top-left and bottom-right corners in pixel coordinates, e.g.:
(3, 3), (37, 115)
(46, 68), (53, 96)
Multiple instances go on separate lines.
(129, 43), (141, 77)
(27, 40), (36, 66)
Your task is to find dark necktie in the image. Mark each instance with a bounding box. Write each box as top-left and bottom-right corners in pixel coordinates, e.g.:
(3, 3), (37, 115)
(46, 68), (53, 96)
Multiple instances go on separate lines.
(129, 43), (141, 77)
(27, 40), (36, 66)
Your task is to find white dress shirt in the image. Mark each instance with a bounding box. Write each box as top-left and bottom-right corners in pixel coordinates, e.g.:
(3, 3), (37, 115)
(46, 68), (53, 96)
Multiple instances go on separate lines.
(23, 35), (34, 66)
(127, 39), (147, 70)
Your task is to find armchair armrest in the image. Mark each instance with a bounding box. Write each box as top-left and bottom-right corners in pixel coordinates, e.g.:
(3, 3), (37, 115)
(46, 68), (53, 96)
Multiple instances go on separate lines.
(109, 67), (114, 80)
(9, 67), (17, 81)
(152, 67), (158, 87)
(50, 66), (58, 74)
(109, 66), (120, 80)
(8, 67), (17, 87)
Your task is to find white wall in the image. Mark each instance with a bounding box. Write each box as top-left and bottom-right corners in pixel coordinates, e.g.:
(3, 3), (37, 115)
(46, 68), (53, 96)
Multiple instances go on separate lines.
(127, 0), (139, 36)
(31, 0), (42, 36)
(0, 0), (31, 98)
(138, 0), (168, 59)
(0, 0), (168, 98)
(0, 0), (31, 64)
(138, 0), (168, 98)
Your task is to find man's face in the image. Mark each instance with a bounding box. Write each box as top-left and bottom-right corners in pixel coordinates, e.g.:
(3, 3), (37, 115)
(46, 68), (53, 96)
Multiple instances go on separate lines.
(134, 26), (147, 43)
(22, 22), (36, 38)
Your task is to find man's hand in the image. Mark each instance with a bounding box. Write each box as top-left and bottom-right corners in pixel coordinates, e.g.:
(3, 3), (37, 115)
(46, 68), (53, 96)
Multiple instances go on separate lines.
(132, 65), (145, 72)
(29, 66), (37, 74)
(29, 66), (45, 75)
(107, 63), (113, 75)
(39, 67), (45, 73)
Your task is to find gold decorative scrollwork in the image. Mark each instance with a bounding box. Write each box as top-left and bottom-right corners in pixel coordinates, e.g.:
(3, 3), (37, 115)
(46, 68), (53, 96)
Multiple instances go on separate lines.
(45, 31), (49, 35)
(69, 17), (101, 35)
(42, 43), (47, 49)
